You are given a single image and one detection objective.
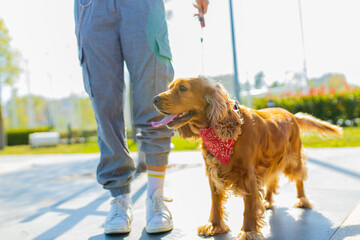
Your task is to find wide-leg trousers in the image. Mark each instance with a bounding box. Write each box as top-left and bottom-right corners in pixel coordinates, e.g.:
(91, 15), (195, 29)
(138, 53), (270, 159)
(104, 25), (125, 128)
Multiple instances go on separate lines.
(74, 0), (174, 196)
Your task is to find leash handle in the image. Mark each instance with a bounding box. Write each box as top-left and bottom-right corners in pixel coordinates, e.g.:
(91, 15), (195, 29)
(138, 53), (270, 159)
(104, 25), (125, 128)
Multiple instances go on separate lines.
(199, 17), (205, 28)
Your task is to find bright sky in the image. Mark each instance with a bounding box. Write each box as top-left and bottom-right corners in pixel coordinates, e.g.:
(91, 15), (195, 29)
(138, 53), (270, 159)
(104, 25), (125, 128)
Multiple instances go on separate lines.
(0, 0), (359, 102)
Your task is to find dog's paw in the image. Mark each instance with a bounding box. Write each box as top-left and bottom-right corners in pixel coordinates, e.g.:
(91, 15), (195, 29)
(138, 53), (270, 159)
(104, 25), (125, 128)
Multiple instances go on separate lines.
(294, 197), (313, 208)
(235, 231), (265, 240)
(198, 221), (230, 236)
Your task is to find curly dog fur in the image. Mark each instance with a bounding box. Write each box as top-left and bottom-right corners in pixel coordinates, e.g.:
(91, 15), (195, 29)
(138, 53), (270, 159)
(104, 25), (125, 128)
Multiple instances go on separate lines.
(153, 77), (343, 239)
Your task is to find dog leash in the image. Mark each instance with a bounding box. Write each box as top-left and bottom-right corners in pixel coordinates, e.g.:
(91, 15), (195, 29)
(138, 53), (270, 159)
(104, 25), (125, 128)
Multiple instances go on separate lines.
(199, 16), (205, 75)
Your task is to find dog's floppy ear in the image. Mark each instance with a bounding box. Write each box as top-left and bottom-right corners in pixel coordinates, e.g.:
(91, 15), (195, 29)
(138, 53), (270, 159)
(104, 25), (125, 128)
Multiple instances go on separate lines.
(177, 123), (200, 139)
(206, 84), (230, 123)
(206, 83), (243, 141)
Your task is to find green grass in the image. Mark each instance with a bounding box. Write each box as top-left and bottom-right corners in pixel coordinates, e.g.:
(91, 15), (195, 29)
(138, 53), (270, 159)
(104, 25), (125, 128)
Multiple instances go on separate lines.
(171, 136), (200, 151)
(0, 136), (200, 155)
(0, 141), (101, 155)
(0, 127), (359, 155)
(301, 126), (360, 148)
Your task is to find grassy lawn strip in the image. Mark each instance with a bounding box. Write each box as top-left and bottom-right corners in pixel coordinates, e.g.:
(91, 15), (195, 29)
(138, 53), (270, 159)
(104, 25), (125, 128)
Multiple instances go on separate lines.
(301, 126), (360, 148)
(0, 127), (359, 155)
(0, 136), (199, 155)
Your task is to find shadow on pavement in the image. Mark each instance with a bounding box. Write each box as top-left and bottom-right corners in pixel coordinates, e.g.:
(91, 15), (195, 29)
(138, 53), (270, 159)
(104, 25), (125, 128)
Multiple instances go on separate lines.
(88, 227), (234, 240)
(138, 228), (172, 240)
(308, 157), (360, 179)
(267, 207), (360, 240)
(32, 192), (109, 240)
(0, 156), (142, 240)
(88, 226), (173, 240)
(2, 151), (360, 240)
(89, 233), (129, 240)
(21, 184), (97, 223)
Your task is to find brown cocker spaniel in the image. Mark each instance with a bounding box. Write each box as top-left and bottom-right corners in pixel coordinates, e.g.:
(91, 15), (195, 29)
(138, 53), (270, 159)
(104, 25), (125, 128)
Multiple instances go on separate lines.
(152, 77), (343, 240)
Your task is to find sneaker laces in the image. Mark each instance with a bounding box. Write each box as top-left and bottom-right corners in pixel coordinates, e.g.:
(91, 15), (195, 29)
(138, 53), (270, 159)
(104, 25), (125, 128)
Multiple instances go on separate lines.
(149, 195), (173, 221)
(107, 197), (131, 222)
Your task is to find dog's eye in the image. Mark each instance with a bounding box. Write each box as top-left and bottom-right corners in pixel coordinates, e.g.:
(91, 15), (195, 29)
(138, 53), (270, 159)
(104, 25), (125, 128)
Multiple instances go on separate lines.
(179, 85), (187, 92)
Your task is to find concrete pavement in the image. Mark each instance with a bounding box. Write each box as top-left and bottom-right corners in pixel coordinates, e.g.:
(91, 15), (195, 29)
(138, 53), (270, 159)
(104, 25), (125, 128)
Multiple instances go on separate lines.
(1, 148), (360, 240)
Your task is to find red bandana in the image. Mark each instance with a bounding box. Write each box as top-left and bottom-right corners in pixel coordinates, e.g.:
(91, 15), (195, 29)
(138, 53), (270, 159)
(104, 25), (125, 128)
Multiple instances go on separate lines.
(199, 126), (235, 165)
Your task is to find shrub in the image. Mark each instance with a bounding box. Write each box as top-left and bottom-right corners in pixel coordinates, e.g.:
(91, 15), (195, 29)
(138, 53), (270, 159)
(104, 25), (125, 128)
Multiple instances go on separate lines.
(253, 90), (360, 126)
(59, 129), (97, 142)
(6, 127), (50, 146)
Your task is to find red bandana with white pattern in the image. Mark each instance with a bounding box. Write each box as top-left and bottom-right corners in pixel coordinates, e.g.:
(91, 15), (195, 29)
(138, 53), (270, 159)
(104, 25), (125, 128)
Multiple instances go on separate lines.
(199, 126), (234, 165)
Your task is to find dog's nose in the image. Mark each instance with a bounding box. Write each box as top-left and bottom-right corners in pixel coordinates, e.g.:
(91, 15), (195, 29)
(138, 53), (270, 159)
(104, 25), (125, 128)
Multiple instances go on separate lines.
(152, 96), (162, 105)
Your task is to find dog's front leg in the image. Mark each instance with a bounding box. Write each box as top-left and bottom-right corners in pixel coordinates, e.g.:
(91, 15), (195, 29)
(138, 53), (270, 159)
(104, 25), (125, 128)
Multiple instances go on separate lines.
(198, 176), (230, 236)
(236, 179), (265, 240)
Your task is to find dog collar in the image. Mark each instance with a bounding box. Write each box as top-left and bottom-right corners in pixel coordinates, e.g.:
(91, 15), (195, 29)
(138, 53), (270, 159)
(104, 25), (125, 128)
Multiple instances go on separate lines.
(199, 126), (235, 165)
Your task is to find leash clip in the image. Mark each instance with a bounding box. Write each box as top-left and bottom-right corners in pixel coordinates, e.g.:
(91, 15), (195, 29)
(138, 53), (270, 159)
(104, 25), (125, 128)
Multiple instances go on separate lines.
(234, 98), (240, 110)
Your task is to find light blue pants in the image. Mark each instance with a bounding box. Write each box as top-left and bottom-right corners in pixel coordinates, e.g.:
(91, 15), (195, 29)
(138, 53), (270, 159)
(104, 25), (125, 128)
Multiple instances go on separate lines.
(74, 0), (174, 197)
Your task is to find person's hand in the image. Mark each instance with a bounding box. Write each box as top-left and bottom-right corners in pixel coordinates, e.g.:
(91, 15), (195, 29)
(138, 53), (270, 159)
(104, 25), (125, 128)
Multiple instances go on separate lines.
(193, 0), (209, 18)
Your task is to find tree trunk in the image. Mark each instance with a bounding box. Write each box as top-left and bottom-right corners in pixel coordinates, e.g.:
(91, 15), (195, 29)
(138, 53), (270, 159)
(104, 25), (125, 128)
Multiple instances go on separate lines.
(0, 106), (5, 150)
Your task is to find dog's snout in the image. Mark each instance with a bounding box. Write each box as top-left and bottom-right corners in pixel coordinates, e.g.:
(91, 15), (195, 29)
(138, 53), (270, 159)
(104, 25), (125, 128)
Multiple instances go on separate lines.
(152, 96), (162, 105)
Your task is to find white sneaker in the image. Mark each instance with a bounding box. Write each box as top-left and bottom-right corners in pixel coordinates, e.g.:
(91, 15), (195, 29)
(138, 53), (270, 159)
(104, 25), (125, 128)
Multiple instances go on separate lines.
(146, 194), (173, 233)
(104, 195), (133, 234)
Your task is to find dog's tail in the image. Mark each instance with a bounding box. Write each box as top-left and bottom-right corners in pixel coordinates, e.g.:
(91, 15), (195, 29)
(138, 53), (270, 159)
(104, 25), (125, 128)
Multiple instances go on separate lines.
(295, 112), (343, 138)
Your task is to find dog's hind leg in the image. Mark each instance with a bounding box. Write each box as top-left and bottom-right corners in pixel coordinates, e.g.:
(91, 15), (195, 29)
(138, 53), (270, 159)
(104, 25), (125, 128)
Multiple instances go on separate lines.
(283, 148), (312, 208)
(294, 180), (312, 208)
(264, 177), (279, 209)
(198, 176), (230, 236)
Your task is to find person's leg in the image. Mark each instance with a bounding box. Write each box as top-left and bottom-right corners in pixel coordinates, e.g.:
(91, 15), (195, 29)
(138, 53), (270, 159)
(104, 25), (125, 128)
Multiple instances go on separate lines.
(74, 0), (135, 234)
(118, 0), (174, 233)
(146, 165), (167, 196)
(119, 0), (173, 191)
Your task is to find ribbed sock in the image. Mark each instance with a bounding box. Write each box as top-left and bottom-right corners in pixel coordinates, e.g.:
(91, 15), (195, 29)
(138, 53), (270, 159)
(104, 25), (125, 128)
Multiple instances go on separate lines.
(147, 170), (165, 198)
(115, 193), (130, 200)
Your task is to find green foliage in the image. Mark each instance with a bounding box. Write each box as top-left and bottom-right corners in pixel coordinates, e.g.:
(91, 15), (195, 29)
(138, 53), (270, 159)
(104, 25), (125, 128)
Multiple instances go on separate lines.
(171, 135), (200, 151)
(5, 95), (97, 131)
(253, 90), (360, 125)
(49, 96), (97, 131)
(59, 128), (97, 142)
(268, 81), (285, 88)
(6, 127), (50, 146)
(254, 71), (265, 89)
(1, 127), (360, 155)
(5, 95), (50, 129)
(0, 18), (21, 86)
(0, 18), (22, 149)
(80, 129), (97, 139)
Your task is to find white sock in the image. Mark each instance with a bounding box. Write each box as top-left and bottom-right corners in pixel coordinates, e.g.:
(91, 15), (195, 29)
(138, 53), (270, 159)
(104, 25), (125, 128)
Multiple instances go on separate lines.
(115, 193), (130, 200)
(147, 170), (165, 198)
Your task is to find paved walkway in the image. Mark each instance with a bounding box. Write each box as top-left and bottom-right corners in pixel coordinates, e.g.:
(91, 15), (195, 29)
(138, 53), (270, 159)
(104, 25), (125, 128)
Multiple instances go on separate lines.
(1, 148), (360, 240)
